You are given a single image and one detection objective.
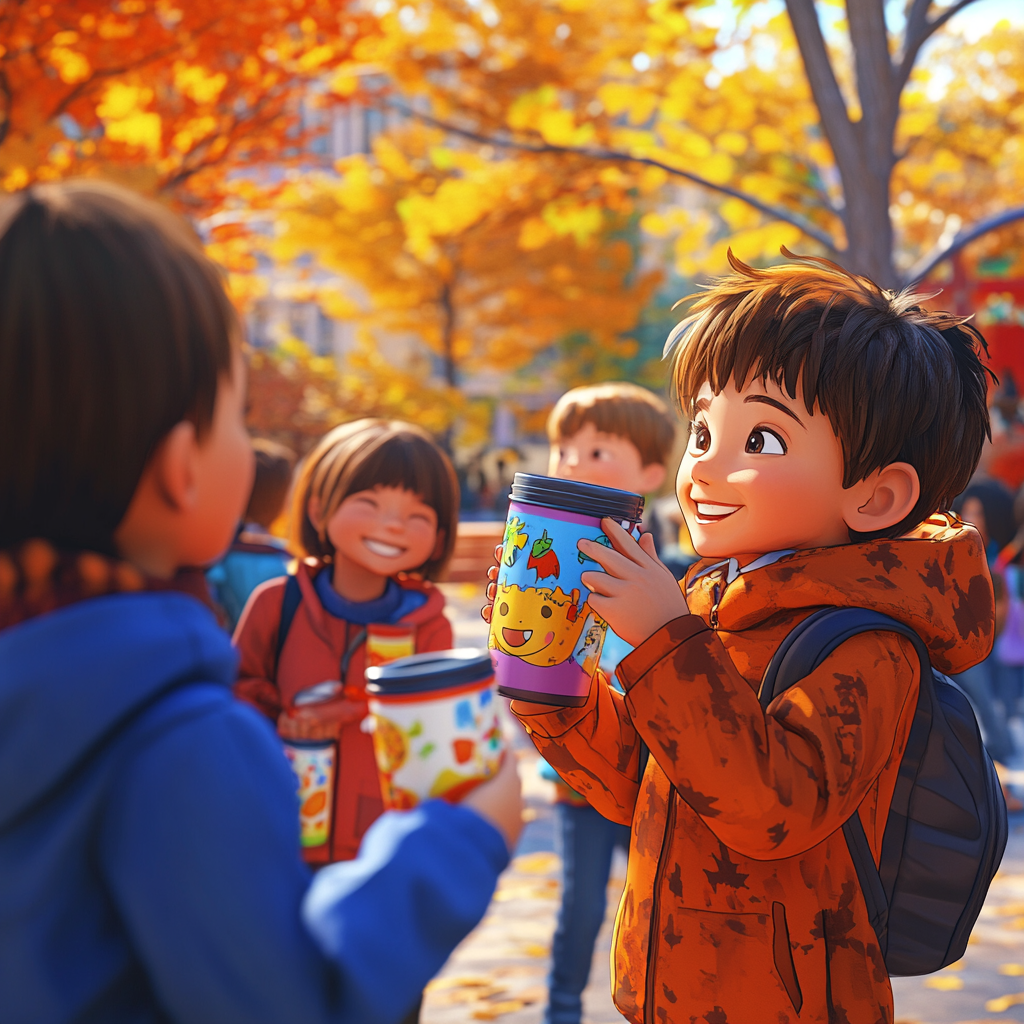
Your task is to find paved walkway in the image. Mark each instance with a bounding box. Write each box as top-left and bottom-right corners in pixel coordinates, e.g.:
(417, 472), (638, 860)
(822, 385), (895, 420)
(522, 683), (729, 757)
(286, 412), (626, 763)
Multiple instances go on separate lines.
(433, 582), (1024, 1024)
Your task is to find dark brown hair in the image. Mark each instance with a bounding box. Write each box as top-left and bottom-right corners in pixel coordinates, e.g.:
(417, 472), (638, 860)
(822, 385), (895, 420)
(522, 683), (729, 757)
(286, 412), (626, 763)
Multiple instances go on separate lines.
(547, 382), (677, 467)
(291, 419), (460, 580)
(668, 250), (993, 540)
(0, 179), (239, 553)
(245, 439), (297, 529)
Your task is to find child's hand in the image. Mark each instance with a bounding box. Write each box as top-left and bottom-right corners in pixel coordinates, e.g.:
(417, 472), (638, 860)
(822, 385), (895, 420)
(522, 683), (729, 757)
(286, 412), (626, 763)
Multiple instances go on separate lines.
(460, 750), (524, 851)
(578, 518), (690, 647)
(278, 697), (367, 741)
(481, 542), (503, 623)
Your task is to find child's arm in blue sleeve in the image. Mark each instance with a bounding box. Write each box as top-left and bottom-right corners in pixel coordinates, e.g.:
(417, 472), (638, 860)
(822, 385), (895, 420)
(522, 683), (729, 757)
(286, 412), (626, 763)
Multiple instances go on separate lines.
(303, 800), (509, 1022)
(98, 688), (507, 1024)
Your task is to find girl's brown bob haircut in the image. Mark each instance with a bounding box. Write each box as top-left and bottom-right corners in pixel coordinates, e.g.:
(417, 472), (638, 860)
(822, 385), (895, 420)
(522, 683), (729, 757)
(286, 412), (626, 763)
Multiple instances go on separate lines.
(667, 249), (993, 541)
(0, 180), (238, 554)
(291, 419), (460, 580)
(547, 382), (677, 468)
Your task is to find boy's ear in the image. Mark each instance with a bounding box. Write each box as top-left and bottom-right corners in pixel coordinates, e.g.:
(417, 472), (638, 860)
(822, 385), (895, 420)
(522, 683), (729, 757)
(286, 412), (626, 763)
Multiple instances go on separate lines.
(843, 462), (921, 535)
(638, 462), (667, 494)
(151, 420), (201, 513)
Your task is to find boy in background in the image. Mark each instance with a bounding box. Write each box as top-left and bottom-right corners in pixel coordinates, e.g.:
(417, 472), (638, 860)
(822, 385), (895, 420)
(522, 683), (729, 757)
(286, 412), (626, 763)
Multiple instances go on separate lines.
(540, 382), (676, 1024)
(509, 255), (995, 1023)
(207, 437), (295, 629)
(0, 179), (521, 1024)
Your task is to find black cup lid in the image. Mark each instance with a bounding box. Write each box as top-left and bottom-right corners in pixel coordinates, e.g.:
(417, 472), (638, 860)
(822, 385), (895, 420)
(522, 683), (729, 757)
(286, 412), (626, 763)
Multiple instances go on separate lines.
(510, 473), (644, 522)
(365, 648), (494, 695)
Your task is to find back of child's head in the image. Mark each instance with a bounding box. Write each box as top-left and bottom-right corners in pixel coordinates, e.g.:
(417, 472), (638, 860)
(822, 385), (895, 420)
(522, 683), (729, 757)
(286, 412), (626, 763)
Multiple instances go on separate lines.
(667, 250), (992, 539)
(547, 382), (676, 468)
(291, 419), (459, 579)
(245, 439), (297, 529)
(0, 180), (238, 555)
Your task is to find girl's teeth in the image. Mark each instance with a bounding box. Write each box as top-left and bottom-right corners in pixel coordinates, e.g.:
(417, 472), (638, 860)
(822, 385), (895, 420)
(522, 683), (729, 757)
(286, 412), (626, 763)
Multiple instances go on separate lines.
(364, 539), (404, 557)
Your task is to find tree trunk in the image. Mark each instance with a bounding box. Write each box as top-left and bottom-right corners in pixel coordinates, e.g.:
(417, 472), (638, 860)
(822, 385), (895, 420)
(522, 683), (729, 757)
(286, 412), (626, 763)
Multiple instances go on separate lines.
(438, 278), (457, 453)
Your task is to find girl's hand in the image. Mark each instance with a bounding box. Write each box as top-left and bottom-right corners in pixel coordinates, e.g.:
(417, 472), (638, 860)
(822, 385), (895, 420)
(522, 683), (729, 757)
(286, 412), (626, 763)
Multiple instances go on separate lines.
(460, 750), (524, 851)
(278, 697), (368, 741)
(578, 518), (690, 647)
(481, 542), (503, 623)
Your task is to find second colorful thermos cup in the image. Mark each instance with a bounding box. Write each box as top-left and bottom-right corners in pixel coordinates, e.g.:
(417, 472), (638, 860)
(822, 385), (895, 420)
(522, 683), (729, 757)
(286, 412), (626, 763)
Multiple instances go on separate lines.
(489, 473), (644, 707)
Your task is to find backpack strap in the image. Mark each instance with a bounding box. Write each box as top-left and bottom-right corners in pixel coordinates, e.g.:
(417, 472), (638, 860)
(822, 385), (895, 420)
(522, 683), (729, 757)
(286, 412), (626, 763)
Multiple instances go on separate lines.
(274, 574), (303, 683)
(759, 607), (935, 955)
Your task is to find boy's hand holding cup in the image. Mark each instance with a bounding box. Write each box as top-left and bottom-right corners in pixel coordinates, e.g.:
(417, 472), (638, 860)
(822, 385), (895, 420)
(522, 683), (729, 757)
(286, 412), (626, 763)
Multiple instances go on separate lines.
(578, 518), (690, 648)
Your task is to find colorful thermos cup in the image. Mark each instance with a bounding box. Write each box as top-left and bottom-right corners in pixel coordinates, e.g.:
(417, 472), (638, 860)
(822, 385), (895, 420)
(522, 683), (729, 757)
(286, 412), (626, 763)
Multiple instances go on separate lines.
(489, 473), (644, 707)
(365, 648), (504, 809)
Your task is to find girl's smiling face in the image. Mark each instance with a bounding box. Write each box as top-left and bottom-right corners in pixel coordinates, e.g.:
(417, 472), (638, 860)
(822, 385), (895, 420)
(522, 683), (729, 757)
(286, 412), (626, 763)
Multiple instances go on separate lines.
(324, 485), (440, 577)
(678, 376), (853, 558)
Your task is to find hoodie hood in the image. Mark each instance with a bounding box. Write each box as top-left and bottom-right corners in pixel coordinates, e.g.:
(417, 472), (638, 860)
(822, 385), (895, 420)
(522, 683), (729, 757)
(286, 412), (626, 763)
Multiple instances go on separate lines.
(684, 513), (994, 675)
(0, 591), (236, 827)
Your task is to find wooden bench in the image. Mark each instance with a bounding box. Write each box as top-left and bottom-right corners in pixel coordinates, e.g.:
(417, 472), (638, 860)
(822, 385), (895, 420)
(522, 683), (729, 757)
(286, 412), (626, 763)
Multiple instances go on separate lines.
(440, 521), (504, 583)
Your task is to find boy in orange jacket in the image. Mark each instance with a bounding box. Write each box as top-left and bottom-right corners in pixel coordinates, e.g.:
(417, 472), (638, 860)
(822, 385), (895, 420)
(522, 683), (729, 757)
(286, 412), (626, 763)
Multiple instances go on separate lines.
(506, 253), (996, 1024)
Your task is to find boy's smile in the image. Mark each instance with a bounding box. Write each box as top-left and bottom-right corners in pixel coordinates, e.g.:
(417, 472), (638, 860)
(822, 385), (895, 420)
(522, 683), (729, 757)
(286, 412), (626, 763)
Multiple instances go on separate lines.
(679, 376), (853, 557)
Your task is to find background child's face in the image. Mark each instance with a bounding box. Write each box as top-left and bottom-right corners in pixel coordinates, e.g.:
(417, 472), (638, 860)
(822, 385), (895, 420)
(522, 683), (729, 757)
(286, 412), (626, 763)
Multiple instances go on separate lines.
(678, 376), (852, 557)
(324, 485), (439, 577)
(548, 422), (665, 494)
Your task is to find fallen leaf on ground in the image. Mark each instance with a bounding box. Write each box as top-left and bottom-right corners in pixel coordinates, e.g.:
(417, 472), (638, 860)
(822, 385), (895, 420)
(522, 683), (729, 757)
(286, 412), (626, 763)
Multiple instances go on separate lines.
(995, 903), (1024, 916)
(986, 992), (1024, 1012)
(429, 985), (508, 1006)
(471, 999), (527, 1019)
(925, 975), (963, 990)
(519, 942), (550, 957)
(426, 975), (495, 992)
(1002, 963), (1024, 975)
(1003, 916), (1024, 930)
(494, 879), (559, 902)
(513, 852), (560, 874)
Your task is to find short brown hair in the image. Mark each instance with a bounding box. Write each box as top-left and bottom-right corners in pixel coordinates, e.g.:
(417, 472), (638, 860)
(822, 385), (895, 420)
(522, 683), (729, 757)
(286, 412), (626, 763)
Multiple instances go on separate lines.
(291, 419), (460, 579)
(668, 250), (993, 540)
(0, 180), (238, 553)
(547, 382), (677, 467)
(245, 439), (297, 528)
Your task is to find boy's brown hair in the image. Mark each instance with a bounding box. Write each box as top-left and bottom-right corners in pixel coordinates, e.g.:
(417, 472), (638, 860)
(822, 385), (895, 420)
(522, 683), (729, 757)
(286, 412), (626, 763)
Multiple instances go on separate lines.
(245, 439), (297, 529)
(547, 382), (677, 468)
(291, 419), (459, 580)
(0, 180), (238, 554)
(668, 249), (992, 540)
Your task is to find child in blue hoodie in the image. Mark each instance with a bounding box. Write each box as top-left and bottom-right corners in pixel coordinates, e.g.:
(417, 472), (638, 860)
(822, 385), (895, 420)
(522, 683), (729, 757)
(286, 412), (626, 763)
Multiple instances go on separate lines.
(0, 179), (521, 1024)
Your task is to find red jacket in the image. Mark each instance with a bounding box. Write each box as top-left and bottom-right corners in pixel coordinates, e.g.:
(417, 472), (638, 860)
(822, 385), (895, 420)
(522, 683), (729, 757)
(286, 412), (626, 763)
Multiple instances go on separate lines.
(233, 560), (452, 862)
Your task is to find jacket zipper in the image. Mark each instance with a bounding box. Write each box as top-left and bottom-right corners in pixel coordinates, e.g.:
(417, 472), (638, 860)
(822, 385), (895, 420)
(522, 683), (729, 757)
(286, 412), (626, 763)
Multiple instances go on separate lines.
(709, 581), (721, 630)
(645, 783), (677, 1024)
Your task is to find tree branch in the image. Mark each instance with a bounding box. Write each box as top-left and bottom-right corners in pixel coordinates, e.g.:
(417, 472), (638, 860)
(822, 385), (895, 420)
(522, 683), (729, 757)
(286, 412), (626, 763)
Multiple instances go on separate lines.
(386, 101), (841, 255)
(784, 0), (859, 219)
(896, 0), (981, 93)
(907, 205), (1024, 284)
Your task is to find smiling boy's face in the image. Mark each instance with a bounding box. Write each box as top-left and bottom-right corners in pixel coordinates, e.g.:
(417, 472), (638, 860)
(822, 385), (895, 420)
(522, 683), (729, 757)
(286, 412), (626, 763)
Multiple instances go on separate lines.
(678, 376), (853, 559)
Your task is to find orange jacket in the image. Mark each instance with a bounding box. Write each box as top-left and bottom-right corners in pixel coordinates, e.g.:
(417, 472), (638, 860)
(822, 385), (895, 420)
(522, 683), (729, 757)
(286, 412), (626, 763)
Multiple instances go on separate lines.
(233, 561), (452, 862)
(514, 515), (994, 1024)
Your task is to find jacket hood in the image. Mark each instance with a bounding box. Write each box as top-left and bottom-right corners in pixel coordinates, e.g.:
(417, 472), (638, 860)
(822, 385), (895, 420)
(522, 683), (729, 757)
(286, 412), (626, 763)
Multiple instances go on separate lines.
(294, 560), (446, 639)
(683, 513), (994, 675)
(0, 591), (236, 827)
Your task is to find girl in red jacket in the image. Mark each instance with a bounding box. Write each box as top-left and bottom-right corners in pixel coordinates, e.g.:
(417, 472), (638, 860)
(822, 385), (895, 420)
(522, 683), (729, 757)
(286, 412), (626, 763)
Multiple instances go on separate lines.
(234, 419), (459, 865)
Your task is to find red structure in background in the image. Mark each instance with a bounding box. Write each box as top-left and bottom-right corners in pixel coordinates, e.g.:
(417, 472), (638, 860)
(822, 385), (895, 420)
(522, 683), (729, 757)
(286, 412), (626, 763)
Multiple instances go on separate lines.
(942, 256), (1024, 490)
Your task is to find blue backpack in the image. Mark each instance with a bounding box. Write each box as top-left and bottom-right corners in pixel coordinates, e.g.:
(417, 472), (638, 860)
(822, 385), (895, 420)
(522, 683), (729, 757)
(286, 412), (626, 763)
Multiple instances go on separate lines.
(759, 607), (1007, 975)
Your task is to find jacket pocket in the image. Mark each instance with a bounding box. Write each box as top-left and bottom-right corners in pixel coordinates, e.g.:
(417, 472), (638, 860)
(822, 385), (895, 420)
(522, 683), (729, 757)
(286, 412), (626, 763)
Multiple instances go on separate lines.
(651, 907), (804, 1023)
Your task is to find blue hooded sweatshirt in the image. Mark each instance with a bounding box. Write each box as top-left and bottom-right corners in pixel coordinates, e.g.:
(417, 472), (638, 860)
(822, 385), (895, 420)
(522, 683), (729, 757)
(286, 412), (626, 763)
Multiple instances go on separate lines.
(0, 590), (508, 1024)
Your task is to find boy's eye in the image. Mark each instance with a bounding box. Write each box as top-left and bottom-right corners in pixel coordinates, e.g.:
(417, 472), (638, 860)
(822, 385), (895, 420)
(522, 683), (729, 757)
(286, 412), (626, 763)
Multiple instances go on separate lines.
(689, 424), (710, 454)
(745, 429), (787, 455)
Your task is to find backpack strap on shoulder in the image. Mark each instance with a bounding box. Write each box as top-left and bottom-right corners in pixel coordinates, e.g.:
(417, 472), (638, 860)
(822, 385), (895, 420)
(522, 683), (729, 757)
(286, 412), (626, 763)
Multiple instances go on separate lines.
(274, 573), (303, 682)
(758, 607), (935, 956)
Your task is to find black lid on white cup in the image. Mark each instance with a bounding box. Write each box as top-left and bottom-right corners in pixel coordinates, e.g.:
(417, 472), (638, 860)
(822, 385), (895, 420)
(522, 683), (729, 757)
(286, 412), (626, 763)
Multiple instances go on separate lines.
(365, 648), (494, 695)
(509, 473), (644, 522)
